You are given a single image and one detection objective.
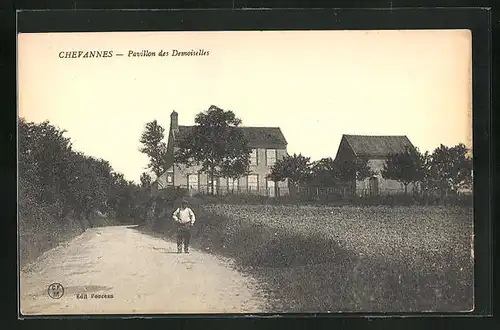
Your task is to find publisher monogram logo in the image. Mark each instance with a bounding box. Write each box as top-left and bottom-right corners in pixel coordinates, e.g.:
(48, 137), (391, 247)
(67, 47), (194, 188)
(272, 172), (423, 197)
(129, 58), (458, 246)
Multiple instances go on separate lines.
(47, 283), (64, 299)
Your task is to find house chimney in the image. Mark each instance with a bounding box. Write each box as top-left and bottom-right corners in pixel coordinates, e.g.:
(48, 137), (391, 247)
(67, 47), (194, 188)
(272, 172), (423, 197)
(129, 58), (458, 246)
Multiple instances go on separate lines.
(170, 110), (178, 131)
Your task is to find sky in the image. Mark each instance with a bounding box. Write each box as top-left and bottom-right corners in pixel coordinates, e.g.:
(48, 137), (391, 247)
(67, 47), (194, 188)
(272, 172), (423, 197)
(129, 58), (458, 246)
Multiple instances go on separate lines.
(18, 30), (472, 183)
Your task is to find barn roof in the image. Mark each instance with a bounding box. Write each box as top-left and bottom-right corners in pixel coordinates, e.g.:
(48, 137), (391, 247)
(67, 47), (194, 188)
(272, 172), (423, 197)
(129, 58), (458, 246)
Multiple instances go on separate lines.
(342, 134), (415, 158)
(175, 125), (287, 147)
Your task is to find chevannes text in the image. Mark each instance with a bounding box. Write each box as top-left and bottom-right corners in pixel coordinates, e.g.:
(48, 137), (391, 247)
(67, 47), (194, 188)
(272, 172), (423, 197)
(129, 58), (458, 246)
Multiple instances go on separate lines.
(58, 49), (210, 58)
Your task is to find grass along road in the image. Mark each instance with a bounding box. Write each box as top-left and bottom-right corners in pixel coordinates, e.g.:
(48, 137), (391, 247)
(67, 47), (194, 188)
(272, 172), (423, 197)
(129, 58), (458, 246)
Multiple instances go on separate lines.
(19, 225), (267, 315)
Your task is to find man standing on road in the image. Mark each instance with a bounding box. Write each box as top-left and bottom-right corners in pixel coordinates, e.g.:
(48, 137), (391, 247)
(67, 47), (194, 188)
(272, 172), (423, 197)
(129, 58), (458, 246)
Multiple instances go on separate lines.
(172, 199), (196, 253)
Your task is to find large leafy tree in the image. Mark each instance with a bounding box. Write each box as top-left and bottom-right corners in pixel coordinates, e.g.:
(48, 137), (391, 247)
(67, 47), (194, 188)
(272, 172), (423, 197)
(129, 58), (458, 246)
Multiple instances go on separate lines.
(309, 157), (338, 187)
(175, 105), (251, 194)
(67, 153), (114, 221)
(139, 120), (167, 178)
(428, 143), (472, 197)
(381, 146), (425, 195)
(334, 157), (374, 183)
(137, 172), (153, 221)
(267, 153), (312, 191)
(18, 119), (74, 206)
(108, 173), (141, 222)
(419, 150), (433, 196)
(308, 157), (373, 189)
(19, 117), (142, 227)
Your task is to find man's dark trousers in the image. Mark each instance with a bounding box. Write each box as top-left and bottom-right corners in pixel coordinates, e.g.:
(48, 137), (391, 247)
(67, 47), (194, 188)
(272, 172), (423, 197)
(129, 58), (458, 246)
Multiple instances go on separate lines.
(177, 223), (191, 253)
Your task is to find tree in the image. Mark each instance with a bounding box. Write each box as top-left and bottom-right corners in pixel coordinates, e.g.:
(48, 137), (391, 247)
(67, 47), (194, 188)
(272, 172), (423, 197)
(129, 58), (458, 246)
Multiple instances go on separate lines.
(419, 150), (433, 196)
(334, 158), (374, 183)
(381, 146), (425, 195)
(107, 172), (142, 222)
(428, 143), (472, 198)
(139, 120), (167, 178)
(140, 172), (152, 189)
(267, 153), (312, 194)
(18, 118), (122, 224)
(137, 172), (154, 223)
(19, 118), (144, 229)
(307, 156), (374, 190)
(19, 119), (74, 205)
(18, 118), (83, 219)
(61, 152), (115, 224)
(174, 105), (251, 195)
(310, 157), (338, 187)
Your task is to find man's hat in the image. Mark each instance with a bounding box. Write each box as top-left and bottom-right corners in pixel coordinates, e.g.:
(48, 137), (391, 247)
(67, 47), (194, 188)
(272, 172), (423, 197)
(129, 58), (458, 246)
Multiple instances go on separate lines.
(181, 199), (188, 204)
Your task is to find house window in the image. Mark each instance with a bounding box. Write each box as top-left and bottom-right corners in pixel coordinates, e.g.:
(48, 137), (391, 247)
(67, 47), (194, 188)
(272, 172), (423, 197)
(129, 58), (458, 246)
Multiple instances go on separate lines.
(266, 149), (277, 166)
(167, 174), (173, 183)
(187, 173), (199, 191)
(207, 176), (215, 185)
(207, 176), (219, 194)
(247, 174), (259, 192)
(250, 149), (258, 166)
(228, 177), (239, 191)
(267, 179), (276, 197)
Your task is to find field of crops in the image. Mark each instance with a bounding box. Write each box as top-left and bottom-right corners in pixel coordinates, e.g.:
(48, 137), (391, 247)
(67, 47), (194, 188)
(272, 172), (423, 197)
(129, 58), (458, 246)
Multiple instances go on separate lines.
(201, 204), (473, 262)
(197, 204), (474, 312)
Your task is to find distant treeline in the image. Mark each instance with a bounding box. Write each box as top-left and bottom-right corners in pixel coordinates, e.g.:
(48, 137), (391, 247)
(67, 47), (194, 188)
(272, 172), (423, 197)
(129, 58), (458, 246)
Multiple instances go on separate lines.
(18, 118), (152, 230)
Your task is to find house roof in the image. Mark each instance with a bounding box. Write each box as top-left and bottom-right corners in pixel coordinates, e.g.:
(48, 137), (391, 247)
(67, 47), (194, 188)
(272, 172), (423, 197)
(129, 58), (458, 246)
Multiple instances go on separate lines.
(175, 125), (287, 147)
(342, 134), (414, 158)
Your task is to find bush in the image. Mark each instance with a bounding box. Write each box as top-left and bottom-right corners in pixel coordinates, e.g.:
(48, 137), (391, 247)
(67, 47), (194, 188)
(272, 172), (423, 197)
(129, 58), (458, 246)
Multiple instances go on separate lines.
(345, 193), (473, 207)
(19, 197), (86, 268)
(172, 189), (473, 208)
(350, 194), (417, 206)
(18, 119), (131, 267)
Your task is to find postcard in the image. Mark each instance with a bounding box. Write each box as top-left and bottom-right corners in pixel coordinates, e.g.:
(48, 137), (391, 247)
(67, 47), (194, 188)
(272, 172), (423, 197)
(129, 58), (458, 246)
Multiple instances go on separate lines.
(18, 29), (473, 315)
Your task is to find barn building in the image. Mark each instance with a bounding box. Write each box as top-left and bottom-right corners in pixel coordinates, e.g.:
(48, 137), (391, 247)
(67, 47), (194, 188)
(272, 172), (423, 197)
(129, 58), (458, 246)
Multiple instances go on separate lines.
(333, 134), (420, 196)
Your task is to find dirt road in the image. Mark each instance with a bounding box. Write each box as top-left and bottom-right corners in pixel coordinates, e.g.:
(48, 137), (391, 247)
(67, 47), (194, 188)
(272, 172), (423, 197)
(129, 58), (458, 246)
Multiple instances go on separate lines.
(19, 225), (267, 315)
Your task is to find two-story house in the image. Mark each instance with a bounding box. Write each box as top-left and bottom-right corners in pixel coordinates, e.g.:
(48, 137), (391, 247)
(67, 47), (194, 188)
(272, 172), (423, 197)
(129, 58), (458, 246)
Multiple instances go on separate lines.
(333, 134), (420, 196)
(152, 110), (289, 197)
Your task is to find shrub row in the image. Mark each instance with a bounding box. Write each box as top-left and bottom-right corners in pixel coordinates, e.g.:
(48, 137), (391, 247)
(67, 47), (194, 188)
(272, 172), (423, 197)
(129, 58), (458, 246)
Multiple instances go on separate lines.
(178, 191), (473, 207)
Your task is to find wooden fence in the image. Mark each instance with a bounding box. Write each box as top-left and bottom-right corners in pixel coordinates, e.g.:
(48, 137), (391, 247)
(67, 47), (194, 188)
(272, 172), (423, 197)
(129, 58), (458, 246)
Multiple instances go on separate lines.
(153, 184), (472, 204)
(177, 184), (290, 197)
